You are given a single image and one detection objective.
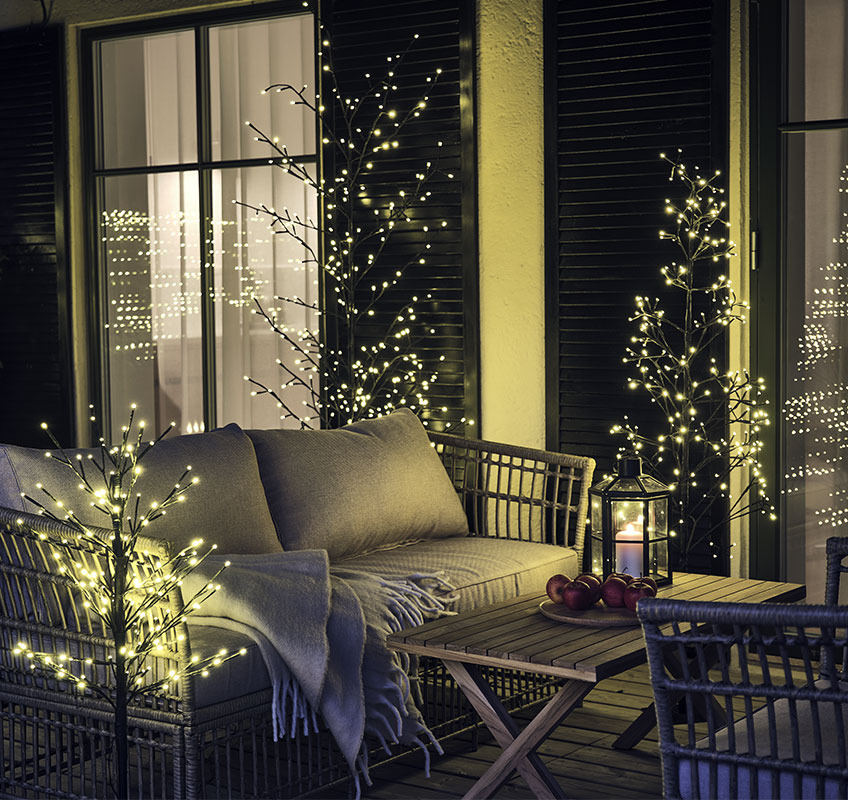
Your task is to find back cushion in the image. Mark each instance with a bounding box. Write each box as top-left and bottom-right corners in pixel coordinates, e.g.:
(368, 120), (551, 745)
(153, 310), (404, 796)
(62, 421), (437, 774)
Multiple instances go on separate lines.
(247, 409), (469, 560)
(0, 424), (281, 556)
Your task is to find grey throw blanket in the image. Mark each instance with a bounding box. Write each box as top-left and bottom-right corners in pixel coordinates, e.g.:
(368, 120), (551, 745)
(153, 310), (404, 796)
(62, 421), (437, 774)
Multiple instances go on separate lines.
(183, 550), (456, 793)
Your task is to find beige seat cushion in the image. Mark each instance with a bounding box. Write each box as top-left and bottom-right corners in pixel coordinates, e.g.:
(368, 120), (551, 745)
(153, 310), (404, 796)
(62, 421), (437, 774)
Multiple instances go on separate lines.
(335, 536), (579, 613)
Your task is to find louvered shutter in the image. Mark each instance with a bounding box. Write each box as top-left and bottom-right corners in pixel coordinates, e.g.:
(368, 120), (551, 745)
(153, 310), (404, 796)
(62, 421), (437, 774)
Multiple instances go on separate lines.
(550, 0), (725, 466)
(0, 25), (73, 446)
(326, 0), (478, 430)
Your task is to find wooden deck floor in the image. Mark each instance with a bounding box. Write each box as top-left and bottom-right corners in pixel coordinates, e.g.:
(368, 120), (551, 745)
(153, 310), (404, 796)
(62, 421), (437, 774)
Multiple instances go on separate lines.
(321, 663), (663, 799)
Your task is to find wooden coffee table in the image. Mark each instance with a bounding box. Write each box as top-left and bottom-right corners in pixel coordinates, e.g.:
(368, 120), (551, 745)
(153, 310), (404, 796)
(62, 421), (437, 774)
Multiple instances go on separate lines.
(387, 572), (805, 800)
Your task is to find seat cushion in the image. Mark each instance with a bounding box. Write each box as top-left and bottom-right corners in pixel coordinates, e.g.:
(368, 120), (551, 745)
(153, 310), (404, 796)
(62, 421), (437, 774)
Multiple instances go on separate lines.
(187, 625), (270, 708)
(247, 409), (469, 560)
(334, 536), (579, 613)
(0, 424), (281, 556)
(679, 681), (848, 799)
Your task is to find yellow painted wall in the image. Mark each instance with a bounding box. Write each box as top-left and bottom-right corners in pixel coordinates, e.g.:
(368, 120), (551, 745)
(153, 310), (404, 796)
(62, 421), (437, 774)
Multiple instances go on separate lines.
(476, 0), (546, 449)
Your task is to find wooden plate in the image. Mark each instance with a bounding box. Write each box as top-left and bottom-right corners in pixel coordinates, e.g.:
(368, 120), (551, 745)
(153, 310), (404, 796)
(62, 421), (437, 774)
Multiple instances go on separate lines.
(539, 600), (639, 627)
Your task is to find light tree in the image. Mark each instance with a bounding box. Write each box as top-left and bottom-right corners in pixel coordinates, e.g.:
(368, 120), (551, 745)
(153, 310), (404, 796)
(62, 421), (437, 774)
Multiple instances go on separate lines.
(242, 31), (471, 431)
(13, 407), (240, 798)
(613, 152), (775, 569)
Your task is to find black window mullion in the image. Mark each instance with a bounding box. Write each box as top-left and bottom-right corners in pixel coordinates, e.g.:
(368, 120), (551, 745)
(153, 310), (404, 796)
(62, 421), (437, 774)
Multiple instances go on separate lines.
(195, 24), (217, 429)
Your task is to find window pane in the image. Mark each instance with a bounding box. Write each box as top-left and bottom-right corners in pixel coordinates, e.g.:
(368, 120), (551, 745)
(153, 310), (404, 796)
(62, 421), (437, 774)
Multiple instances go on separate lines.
(782, 130), (848, 600)
(101, 172), (203, 440)
(211, 165), (318, 428)
(97, 31), (197, 169)
(787, 0), (848, 123)
(209, 15), (315, 162)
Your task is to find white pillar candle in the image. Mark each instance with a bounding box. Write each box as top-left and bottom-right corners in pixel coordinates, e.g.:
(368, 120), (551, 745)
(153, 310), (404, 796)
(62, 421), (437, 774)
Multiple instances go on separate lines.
(615, 524), (644, 578)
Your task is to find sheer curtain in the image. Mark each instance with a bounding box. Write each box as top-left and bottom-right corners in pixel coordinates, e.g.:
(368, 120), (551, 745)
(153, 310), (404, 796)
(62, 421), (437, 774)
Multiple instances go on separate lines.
(98, 15), (315, 438)
(783, 0), (848, 601)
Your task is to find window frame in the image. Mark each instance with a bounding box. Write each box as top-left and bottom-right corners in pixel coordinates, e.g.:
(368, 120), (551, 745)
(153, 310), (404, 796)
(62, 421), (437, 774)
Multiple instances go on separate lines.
(750, 0), (848, 580)
(80, 2), (319, 436)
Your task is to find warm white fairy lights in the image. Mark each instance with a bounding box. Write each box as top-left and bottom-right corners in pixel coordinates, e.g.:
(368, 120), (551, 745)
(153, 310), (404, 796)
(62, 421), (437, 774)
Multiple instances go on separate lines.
(15, 407), (243, 705)
(612, 151), (775, 568)
(239, 29), (472, 432)
(783, 162), (848, 528)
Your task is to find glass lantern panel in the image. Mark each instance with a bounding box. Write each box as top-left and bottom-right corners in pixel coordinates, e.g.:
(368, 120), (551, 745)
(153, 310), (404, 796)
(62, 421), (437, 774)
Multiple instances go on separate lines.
(648, 498), (669, 580)
(590, 496), (604, 575)
(610, 476), (643, 493)
(612, 499), (644, 578)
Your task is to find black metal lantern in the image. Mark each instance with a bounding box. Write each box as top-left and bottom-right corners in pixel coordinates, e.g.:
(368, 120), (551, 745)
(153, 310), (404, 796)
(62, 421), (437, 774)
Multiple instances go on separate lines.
(588, 456), (672, 586)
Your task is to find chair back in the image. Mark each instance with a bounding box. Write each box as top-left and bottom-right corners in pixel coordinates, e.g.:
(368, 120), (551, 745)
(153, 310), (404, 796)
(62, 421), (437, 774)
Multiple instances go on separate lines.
(639, 596), (848, 800)
(823, 536), (848, 680)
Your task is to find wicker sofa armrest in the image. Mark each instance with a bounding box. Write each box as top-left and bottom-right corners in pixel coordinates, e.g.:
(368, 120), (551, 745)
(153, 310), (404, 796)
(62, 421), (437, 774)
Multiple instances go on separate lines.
(0, 505), (192, 706)
(428, 432), (596, 563)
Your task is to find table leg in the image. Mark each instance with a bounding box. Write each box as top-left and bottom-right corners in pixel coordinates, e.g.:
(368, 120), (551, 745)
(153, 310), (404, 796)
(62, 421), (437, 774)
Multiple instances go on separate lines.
(443, 660), (592, 800)
(612, 644), (725, 750)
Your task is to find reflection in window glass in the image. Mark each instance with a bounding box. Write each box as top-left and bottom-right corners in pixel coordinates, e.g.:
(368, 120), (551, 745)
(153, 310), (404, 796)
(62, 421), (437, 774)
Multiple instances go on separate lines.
(786, 0), (848, 123)
(211, 166), (318, 428)
(783, 130), (848, 600)
(98, 30), (197, 169)
(209, 15), (314, 162)
(93, 14), (316, 435)
(101, 173), (204, 439)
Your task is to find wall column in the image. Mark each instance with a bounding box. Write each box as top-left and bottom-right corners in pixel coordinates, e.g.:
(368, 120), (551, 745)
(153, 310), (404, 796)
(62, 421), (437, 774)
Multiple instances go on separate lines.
(477, 0), (545, 448)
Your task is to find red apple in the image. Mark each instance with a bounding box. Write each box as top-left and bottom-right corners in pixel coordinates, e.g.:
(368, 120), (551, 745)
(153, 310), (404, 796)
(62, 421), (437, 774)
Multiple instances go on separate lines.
(563, 580), (594, 611)
(601, 575), (628, 608)
(575, 573), (603, 603)
(610, 572), (635, 586)
(639, 576), (659, 594)
(546, 574), (571, 604)
(624, 580), (657, 612)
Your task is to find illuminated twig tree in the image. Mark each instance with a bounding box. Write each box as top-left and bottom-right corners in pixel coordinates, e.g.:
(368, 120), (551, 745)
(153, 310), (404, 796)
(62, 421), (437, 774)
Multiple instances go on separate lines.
(613, 152), (775, 569)
(242, 31), (470, 431)
(13, 407), (239, 798)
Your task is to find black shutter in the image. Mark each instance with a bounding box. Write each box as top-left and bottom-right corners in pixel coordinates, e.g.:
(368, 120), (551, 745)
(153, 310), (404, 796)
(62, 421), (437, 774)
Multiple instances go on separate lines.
(0, 25), (73, 447)
(548, 0), (726, 468)
(326, 0), (479, 430)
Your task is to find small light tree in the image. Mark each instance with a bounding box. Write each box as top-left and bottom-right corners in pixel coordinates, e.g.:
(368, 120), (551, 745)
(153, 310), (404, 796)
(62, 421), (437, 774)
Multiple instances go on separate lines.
(242, 31), (471, 431)
(613, 152), (776, 570)
(13, 407), (240, 798)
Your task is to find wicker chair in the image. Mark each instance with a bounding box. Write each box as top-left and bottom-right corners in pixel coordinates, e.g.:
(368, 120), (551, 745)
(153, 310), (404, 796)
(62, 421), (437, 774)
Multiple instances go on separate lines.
(639, 536), (848, 800)
(0, 431), (594, 799)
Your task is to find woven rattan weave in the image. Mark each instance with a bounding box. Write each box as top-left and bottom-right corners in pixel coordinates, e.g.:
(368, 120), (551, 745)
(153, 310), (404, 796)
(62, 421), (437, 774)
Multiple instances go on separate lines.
(0, 431), (594, 799)
(639, 536), (848, 800)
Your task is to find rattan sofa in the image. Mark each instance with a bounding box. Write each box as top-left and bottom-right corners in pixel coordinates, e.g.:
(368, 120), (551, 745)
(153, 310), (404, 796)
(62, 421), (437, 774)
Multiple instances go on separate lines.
(0, 411), (595, 799)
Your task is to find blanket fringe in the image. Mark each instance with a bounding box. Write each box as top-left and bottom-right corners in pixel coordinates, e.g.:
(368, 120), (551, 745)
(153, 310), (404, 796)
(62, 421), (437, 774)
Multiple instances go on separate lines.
(272, 569), (457, 795)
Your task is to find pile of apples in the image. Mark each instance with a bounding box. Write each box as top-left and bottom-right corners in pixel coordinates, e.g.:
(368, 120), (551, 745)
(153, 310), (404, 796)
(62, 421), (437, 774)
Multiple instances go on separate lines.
(545, 571), (658, 612)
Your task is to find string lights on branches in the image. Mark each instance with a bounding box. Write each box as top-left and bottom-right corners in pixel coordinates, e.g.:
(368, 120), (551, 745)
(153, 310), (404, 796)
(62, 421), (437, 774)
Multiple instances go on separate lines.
(612, 151), (775, 569)
(242, 22), (471, 431)
(12, 407), (242, 798)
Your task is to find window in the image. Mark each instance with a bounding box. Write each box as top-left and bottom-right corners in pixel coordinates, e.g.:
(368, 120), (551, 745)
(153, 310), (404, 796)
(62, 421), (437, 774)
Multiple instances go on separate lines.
(754, 0), (848, 594)
(85, 8), (317, 439)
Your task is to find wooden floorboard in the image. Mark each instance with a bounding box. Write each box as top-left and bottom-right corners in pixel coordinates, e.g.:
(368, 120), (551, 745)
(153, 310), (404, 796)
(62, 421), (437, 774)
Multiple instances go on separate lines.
(316, 663), (663, 799)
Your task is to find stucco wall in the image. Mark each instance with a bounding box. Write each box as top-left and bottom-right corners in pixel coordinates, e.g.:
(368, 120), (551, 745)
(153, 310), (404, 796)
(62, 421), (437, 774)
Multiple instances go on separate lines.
(476, 0), (546, 449)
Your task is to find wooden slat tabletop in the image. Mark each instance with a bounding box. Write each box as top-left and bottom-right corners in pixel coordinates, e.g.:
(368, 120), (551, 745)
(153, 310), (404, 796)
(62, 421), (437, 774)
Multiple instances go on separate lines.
(387, 573), (806, 682)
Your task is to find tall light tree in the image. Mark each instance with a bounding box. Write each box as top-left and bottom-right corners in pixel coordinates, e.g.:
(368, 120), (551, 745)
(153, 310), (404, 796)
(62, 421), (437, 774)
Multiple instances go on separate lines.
(242, 30), (471, 432)
(613, 152), (775, 569)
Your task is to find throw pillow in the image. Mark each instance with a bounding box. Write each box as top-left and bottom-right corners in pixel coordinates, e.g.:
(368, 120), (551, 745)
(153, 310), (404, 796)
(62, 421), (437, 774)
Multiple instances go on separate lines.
(247, 409), (469, 560)
(0, 423), (281, 556)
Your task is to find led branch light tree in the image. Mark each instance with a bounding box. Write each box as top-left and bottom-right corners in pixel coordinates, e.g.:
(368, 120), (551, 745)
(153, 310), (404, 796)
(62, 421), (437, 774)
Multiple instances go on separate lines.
(242, 31), (470, 430)
(612, 152), (775, 569)
(12, 407), (240, 799)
